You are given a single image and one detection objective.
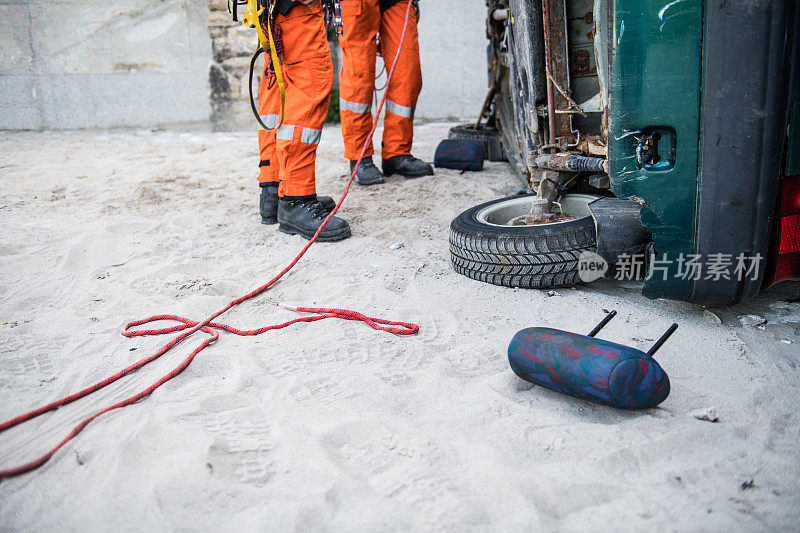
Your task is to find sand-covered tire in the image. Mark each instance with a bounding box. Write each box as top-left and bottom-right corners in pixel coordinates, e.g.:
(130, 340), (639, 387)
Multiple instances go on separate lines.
(449, 194), (599, 289)
(448, 124), (505, 162)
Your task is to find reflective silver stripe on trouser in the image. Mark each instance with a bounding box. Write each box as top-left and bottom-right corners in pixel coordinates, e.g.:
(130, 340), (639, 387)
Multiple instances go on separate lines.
(276, 124), (295, 141)
(259, 114), (322, 145)
(386, 100), (415, 119)
(259, 114), (280, 130)
(340, 98), (372, 114)
(301, 127), (322, 145)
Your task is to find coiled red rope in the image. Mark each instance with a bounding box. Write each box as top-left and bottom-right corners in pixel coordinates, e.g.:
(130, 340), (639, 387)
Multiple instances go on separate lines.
(0, 0), (417, 480)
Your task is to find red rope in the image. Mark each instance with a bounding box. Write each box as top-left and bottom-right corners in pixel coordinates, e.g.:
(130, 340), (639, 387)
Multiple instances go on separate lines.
(0, 1), (417, 480)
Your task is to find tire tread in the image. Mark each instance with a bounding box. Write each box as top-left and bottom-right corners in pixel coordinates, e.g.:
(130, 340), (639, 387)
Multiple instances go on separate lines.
(449, 196), (597, 289)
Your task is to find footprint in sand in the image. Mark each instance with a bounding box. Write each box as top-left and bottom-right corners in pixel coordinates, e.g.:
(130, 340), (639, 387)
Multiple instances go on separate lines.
(0, 336), (57, 380)
(182, 406), (275, 486)
(289, 376), (355, 407)
(321, 422), (486, 527)
(373, 345), (432, 386)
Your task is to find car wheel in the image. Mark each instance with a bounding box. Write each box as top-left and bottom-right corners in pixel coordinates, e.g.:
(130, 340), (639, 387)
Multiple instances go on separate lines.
(449, 194), (600, 289)
(448, 124), (506, 162)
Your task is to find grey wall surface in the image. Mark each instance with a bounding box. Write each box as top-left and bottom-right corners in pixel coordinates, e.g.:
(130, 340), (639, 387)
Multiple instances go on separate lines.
(416, 1), (488, 120)
(1, 0), (212, 130)
(0, 0), (486, 130)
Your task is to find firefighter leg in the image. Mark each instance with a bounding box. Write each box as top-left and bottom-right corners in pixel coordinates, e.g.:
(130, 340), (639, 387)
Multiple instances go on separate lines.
(258, 3), (333, 198)
(379, 0), (422, 159)
(339, 0), (381, 161)
(257, 130), (279, 186)
(260, 4), (349, 240)
(257, 61), (282, 224)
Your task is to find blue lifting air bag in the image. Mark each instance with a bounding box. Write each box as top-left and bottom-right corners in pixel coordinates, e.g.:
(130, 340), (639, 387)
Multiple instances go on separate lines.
(508, 328), (671, 409)
(434, 139), (485, 171)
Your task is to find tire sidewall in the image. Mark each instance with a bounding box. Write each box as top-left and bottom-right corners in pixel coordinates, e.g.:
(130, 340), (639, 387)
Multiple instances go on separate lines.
(450, 194), (597, 242)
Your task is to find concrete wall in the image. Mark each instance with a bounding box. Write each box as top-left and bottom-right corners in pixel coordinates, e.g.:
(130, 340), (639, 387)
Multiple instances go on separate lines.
(416, 1), (488, 121)
(355, 1), (489, 122)
(0, 0), (487, 130)
(0, 0), (212, 130)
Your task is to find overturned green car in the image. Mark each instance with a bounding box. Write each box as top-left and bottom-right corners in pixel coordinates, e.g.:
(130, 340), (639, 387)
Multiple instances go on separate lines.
(449, 0), (800, 305)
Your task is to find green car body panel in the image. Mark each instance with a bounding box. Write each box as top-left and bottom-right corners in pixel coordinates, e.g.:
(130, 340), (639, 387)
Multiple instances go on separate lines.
(606, 0), (795, 303)
(607, 0), (704, 301)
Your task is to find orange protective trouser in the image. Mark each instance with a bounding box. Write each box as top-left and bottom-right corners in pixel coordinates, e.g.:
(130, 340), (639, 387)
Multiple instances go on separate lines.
(257, 3), (333, 197)
(339, 0), (422, 161)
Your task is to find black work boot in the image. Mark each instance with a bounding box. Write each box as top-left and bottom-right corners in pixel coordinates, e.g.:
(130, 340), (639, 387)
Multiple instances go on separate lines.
(260, 183), (336, 225)
(382, 154), (434, 179)
(277, 196), (352, 242)
(350, 156), (385, 186)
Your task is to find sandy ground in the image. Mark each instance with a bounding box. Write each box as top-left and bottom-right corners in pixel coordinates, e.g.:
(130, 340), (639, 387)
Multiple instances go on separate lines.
(0, 122), (799, 531)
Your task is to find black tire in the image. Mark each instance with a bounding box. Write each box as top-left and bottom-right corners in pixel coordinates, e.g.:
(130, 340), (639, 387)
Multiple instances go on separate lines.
(448, 124), (506, 162)
(449, 194), (597, 289)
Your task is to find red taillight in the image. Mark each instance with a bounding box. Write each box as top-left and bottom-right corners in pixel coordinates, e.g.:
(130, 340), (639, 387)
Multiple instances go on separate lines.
(779, 214), (800, 254)
(768, 175), (800, 285)
(782, 175), (800, 215)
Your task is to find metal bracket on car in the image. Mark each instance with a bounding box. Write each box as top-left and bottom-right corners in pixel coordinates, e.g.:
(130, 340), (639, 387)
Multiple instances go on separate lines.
(588, 198), (652, 266)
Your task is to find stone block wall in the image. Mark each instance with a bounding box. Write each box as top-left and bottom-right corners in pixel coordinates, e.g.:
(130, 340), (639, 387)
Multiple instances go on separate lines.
(206, 0), (259, 130)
